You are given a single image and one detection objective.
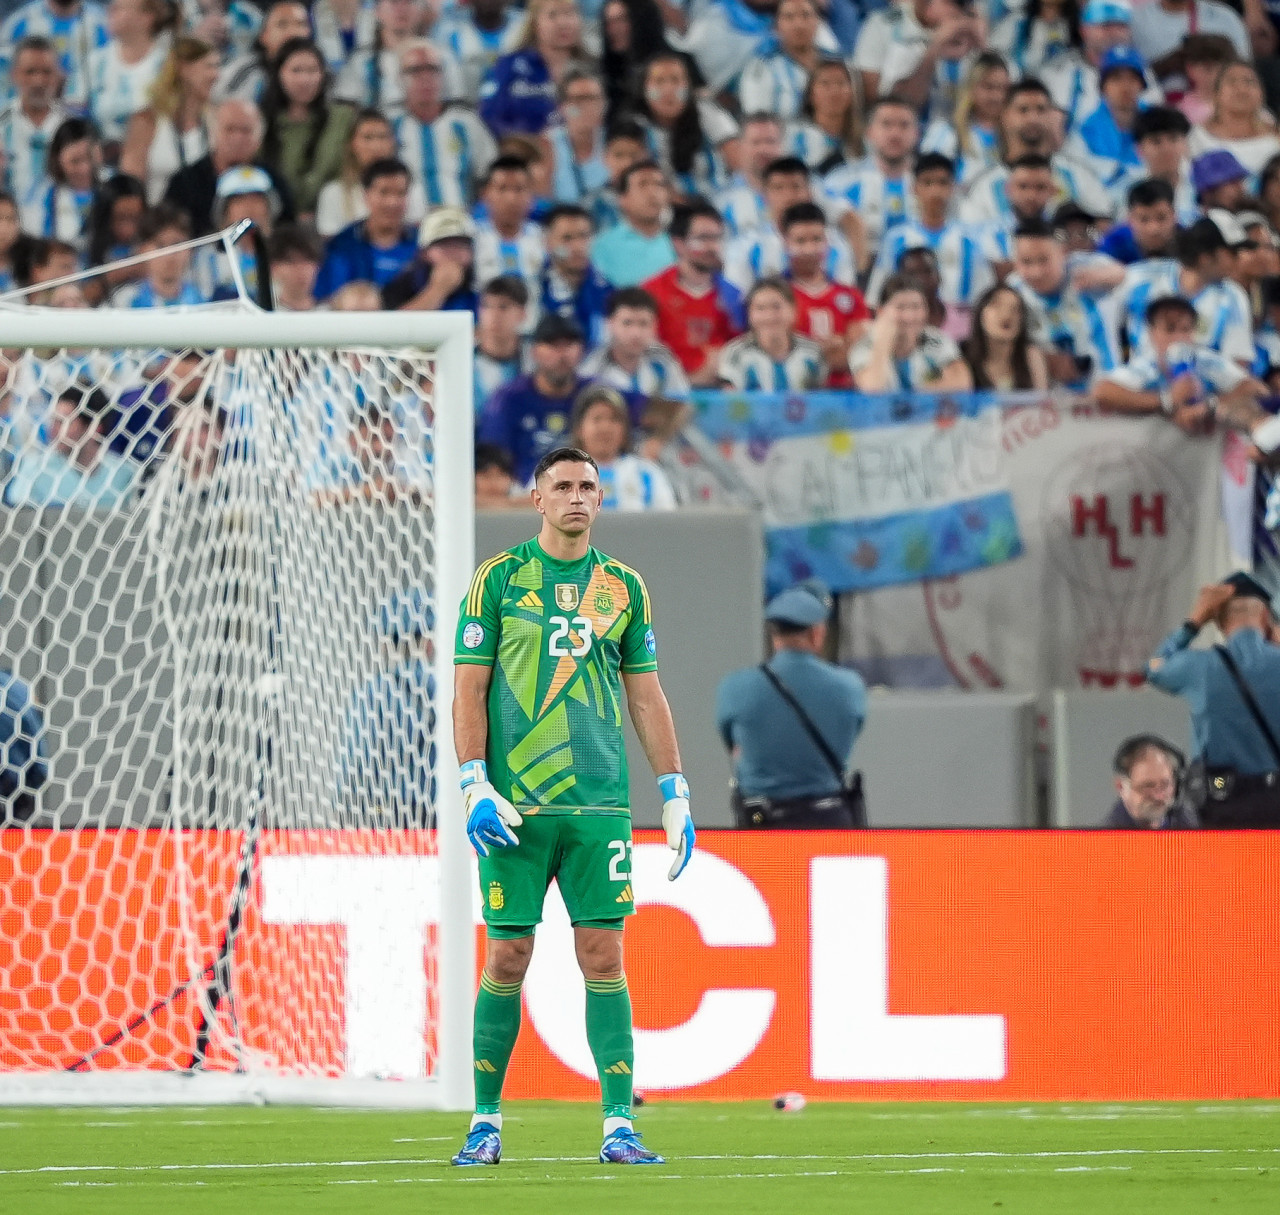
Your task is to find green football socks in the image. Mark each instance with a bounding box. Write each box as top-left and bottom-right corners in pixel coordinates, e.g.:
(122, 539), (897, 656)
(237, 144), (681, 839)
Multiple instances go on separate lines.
(585, 975), (634, 1121)
(473, 970), (523, 1119)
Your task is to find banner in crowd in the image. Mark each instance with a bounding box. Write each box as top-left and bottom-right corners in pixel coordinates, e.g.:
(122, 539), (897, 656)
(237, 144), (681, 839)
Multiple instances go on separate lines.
(693, 391), (1023, 596)
(3, 829), (1278, 1102)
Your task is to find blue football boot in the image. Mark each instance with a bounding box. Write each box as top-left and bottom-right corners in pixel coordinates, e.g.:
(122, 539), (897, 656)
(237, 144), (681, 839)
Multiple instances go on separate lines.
(599, 1127), (665, 1164)
(451, 1122), (502, 1166)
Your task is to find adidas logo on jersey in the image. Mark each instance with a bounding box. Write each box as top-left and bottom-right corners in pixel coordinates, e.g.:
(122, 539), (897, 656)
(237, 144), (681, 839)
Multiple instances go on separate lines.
(615, 884), (632, 903)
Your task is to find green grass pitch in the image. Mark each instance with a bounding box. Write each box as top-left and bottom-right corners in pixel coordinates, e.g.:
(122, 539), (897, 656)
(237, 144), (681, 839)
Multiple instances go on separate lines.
(2, 1101), (1277, 1214)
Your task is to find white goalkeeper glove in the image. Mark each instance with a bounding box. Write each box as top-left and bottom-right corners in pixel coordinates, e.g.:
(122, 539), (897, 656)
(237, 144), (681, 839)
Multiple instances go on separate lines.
(658, 772), (695, 881)
(460, 760), (522, 857)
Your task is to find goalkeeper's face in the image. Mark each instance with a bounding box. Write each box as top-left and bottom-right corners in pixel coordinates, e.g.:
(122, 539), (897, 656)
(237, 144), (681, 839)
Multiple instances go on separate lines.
(533, 460), (602, 537)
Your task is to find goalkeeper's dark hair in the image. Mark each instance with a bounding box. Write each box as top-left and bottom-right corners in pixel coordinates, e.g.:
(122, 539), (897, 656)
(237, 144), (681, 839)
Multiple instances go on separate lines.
(533, 445), (601, 483)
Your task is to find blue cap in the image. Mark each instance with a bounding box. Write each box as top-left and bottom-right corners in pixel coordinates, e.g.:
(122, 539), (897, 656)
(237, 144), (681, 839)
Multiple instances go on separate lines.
(1082, 0), (1132, 23)
(1191, 148), (1249, 194)
(1099, 45), (1147, 83)
(377, 588), (435, 642)
(765, 579), (834, 627)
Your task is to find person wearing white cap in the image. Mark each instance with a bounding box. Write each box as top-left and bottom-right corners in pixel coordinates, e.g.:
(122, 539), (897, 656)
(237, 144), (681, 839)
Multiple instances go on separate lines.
(193, 164), (284, 300)
(715, 579), (867, 828)
(1131, 0), (1250, 88)
(381, 205), (479, 312)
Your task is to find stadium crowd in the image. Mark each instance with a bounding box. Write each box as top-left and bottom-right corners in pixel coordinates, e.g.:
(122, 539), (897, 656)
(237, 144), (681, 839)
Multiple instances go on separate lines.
(3, 0), (1280, 509)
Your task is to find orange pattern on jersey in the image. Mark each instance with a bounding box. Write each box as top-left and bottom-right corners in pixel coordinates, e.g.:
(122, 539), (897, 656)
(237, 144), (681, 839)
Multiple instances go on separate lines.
(536, 567), (631, 718)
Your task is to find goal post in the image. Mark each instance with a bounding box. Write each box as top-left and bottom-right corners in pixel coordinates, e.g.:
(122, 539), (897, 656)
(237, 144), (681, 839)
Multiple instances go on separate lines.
(0, 307), (476, 1109)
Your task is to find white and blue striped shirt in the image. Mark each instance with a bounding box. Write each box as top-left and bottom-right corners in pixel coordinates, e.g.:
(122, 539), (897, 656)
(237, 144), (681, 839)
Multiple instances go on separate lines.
(178, 0), (261, 57)
(920, 119), (999, 186)
(473, 219), (546, 302)
(1102, 346), (1247, 395)
(784, 121), (848, 173)
(86, 37), (168, 144)
(714, 176), (768, 238)
(474, 344), (525, 416)
(548, 125), (608, 204)
(310, 0), (378, 73)
(0, 99), (67, 205)
(723, 223), (856, 293)
(738, 47), (834, 121)
(431, 7), (523, 105)
(718, 332), (827, 391)
(1008, 271), (1120, 382)
(21, 179), (92, 254)
(0, 0), (110, 108)
(848, 327), (965, 391)
(867, 219), (993, 307)
(112, 278), (206, 308)
(1041, 52), (1165, 135)
(598, 454), (678, 512)
(959, 155), (1116, 225)
(580, 342), (692, 397)
(643, 99), (739, 199)
(394, 106), (496, 208)
(1107, 165), (1200, 225)
(822, 157), (914, 248)
(1116, 259), (1255, 366)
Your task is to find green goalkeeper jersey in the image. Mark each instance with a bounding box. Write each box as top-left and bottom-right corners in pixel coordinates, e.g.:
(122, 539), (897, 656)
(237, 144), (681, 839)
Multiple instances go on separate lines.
(455, 537), (658, 815)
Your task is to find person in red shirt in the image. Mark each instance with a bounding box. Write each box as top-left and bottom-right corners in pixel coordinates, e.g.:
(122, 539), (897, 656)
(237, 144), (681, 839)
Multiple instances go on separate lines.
(781, 201), (870, 387)
(642, 202), (746, 386)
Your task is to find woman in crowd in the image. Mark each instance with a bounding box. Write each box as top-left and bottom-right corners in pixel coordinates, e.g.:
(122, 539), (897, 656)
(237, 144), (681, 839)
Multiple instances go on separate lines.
(849, 273), (973, 392)
(87, 0), (174, 157)
(480, 0), (592, 138)
(921, 52), (1010, 184)
(1258, 153), (1280, 235)
(786, 58), (861, 174)
(1177, 34), (1237, 127)
(963, 282), (1050, 392)
(23, 119), (102, 259)
(215, 0), (311, 102)
(86, 173), (148, 297)
(259, 38), (355, 219)
(569, 383), (677, 511)
(1190, 61), (1280, 175)
(718, 277), (827, 391)
(549, 67), (610, 202)
(315, 108), (426, 237)
(634, 51), (739, 200)
(598, 0), (676, 120)
(991, 0), (1078, 77)
(120, 36), (219, 204)
(738, 0), (835, 122)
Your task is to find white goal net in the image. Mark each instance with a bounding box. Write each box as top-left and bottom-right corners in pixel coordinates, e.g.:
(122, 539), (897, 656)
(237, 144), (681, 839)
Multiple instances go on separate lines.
(0, 307), (474, 1108)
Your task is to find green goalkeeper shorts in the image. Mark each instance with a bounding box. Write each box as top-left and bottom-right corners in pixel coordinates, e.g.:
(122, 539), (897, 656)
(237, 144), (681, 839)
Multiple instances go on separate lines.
(478, 814), (636, 938)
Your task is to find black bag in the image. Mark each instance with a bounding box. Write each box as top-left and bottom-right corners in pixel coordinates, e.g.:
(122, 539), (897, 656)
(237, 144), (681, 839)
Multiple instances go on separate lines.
(738, 663), (867, 827)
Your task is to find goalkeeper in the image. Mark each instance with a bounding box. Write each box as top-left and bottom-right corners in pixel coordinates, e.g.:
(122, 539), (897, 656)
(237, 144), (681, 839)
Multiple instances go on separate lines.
(451, 445), (695, 1167)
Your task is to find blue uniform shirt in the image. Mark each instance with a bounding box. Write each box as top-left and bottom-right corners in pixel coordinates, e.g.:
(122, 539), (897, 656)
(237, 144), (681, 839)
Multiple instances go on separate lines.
(1147, 625), (1280, 774)
(715, 649), (867, 799)
(314, 221), (419, 301)
(1, 668), (48, 803)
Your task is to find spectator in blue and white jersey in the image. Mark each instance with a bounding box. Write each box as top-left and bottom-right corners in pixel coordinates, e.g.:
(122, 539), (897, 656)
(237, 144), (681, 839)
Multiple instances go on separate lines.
(22, 116), (100, 257)
(310, 0), (378, 75)
(193, 164), (281, 300)
(547, 67), (609, 203)
(591, 158), (676, 286)
(823, 96), (919, 258)
(0, 0), (109, 110)
(581, 288), (692, 396)
(1067, 45), (1150, 184)
(1117, 213), (1256, 365)
(878, 0), (985, 123)
(4, 385), (138, 509)
(1008, 217), (1121, 385)
(959, 80), (1115, 225)
(718, 277), (828, 390)
(991, 0), (1080, 77)
(314, 157), (418, 299)
(318, 108), (426, 237)
(1105, 106), (1198, 223)
(850, 0), (910, 103)
(1098, 177), (1180, 264)
(434, 0), (523, 104)
(920, 51), (1010, 186)
(715, 113), (784, 237)
(633, 51), (741, 201)
(0, 37), (69, 208)
(86, 0), (171, 152)
(475, 275), (529, 414)
(682, 0), (834, 97)
(867, 152), (993, 310)
(215, 0), (310, 104)
(786, 58), (862, 175)
(392, 39), (496, 209)
(737, 0), (837, 121)
(182, 0), (262, 60)
(539, 202), (612, 346)
(472, 154), (546, 301)
(1096, 293), (1267, 430)
(849, 271), (974, 391)
(586, 118), (647, 232)
(569, 382), (677, 511)
(335, 0), (464, 114)
(479, 0), (591, 138)
(112, 201), (206, 306)
(726, 155), (856, 290)
(1041, 0), (1161, 135)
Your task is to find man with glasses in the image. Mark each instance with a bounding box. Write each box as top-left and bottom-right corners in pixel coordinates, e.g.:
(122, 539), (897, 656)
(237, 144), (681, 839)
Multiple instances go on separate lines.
(642, 201), (745, 387)
(1102, 735), (1194, 829)
(549, 68), (609, 204)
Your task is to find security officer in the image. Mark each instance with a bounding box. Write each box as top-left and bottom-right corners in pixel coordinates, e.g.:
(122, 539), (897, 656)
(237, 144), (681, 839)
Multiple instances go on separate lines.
(715, 580), (868, 828)
(1146, 573), (1280, 828)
